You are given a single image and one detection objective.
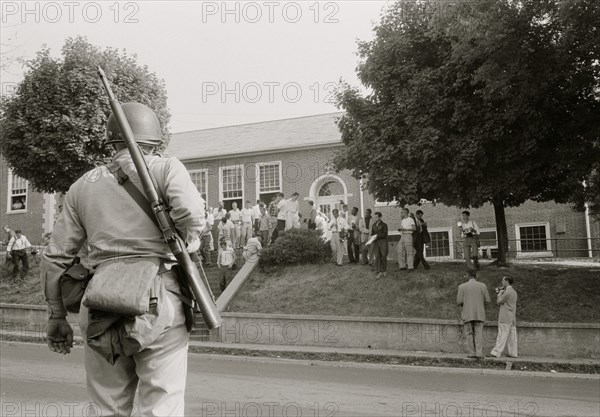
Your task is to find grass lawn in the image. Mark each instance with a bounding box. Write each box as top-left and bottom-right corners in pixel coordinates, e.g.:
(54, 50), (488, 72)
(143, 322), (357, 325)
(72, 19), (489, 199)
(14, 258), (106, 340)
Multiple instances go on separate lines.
(0, 259), (45, 305)
(0, 252), (232, 305)
(226, 261), (600, 323)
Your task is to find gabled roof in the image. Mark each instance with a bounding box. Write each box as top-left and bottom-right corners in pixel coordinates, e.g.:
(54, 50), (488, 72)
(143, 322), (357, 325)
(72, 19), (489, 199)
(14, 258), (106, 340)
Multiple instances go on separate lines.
(166, 112), (344, 161)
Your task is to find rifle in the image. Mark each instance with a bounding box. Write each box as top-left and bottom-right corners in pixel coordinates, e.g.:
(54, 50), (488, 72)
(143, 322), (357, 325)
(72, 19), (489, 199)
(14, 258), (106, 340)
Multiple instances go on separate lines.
(97, 66), (221, 330)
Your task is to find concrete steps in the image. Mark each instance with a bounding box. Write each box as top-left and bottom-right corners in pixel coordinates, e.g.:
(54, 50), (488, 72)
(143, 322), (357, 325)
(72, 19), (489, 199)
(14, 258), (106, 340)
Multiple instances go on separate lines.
(191, 249), (246, 341)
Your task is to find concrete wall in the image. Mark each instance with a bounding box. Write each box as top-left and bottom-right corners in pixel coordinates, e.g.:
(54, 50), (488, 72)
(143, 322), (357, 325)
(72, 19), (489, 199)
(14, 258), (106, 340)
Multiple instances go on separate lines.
(215, 312), (600, 359)
(1, 304), (598, 359)
(0, 303), (82, 337)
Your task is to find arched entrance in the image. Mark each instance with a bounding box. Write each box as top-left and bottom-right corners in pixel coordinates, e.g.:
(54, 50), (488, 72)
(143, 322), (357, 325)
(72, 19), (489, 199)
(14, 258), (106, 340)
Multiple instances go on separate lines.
(308, 174), (351, 220)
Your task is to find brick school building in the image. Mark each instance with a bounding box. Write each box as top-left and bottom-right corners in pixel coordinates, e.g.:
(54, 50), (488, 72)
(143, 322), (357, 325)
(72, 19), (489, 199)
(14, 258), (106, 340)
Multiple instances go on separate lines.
(2, 113), (599, 260)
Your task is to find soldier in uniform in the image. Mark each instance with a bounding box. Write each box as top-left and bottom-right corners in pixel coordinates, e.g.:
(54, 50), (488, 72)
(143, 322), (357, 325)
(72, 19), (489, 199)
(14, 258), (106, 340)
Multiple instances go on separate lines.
(41, 102), (205, 416)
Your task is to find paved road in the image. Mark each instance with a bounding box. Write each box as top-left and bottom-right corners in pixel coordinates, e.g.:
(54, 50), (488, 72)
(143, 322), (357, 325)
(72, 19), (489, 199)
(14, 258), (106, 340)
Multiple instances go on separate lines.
(1, 342), (598, 417)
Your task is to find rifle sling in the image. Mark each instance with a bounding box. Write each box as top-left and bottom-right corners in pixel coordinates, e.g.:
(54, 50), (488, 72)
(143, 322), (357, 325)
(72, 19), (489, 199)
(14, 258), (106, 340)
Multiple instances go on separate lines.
(109, 163), (161, 230)
(108, 162), (201, 311)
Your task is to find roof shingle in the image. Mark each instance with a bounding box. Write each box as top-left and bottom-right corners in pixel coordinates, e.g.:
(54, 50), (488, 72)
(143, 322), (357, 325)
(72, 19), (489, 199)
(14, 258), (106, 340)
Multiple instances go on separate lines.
(166, 112), (344, 161)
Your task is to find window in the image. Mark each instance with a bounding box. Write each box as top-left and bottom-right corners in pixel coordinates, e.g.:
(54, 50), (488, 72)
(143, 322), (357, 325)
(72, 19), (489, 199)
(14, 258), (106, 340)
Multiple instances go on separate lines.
(425, 227), (454, 259)
(374, 199), (398, 207)
(318, 181), (344, 197)
(515, 223), (551, 256)
(478, 228), (498, 248)
(257, 162), (282, 206)
(220, 165), (243, 211)
(189, 169), (208, 202)
(7, 170), (28, 213)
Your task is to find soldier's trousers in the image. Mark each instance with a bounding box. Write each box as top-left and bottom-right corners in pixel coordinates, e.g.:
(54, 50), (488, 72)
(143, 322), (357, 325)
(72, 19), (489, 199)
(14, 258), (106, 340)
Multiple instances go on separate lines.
(79, 272), (188, 417)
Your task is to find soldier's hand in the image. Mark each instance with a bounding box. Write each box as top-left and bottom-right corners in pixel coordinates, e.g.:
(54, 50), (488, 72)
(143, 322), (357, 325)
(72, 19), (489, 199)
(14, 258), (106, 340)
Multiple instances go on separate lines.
(46, 317), (74, 355)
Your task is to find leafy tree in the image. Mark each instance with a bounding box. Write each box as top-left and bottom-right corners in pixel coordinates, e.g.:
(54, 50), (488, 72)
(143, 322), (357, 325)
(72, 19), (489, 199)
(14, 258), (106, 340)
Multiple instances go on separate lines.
(0, 36), (170, 193)
(334, 0), (600, 265)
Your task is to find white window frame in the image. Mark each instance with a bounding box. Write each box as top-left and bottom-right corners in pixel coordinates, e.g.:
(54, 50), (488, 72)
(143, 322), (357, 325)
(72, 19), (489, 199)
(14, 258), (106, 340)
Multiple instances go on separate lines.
(426, 227), (454, 260)
(374, 199), (398, 207)
(255, 161), (282, 203)
(219, 164), (244, 205)
(478, 227), (498, 249)
(515, 222), (552, 258)
(6, 169), (28, 214)
(189, 169), (208, 203)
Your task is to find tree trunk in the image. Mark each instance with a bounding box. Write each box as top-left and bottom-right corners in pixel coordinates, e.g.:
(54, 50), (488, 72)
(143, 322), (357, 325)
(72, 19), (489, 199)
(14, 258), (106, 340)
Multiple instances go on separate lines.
(491, 201), (509, 267)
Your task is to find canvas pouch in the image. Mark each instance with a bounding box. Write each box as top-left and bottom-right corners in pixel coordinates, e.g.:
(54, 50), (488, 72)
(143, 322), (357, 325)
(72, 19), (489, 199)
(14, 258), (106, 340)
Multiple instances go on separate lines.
(83, 258), (160, 316)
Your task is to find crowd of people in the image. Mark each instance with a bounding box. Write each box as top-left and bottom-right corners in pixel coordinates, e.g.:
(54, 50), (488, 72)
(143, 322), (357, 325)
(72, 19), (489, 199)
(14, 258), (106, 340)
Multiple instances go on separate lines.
(198, 194), (486, 286)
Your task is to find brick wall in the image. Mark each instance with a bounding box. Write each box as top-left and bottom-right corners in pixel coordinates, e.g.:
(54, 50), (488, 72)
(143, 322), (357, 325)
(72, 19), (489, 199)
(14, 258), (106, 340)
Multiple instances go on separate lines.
(182, 147), (596, 259)
(0, 158), (47, 245)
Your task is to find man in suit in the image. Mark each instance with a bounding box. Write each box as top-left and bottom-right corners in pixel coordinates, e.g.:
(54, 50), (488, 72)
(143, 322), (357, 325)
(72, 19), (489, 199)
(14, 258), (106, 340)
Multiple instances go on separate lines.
(490, 275), (518, 358)
(371, 212), (388, 278)
(457, 269), (490, 358)
(358, 209), (373, 265)
(413, 210), (431, 270)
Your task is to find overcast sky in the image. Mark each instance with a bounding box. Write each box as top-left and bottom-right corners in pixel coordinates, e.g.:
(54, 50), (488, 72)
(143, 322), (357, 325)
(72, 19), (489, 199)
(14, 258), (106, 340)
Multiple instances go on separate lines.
(1, 1), (389, 132)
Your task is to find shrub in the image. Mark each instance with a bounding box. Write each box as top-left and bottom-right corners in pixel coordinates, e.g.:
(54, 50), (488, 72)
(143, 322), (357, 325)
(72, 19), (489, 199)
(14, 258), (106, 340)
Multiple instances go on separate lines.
(260, 229), (332, 269)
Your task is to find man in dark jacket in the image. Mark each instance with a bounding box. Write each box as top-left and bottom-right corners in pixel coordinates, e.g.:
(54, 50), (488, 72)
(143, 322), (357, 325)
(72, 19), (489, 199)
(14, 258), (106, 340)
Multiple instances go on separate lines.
(370, 212), (388, 278)
(413, 210), (431, 270)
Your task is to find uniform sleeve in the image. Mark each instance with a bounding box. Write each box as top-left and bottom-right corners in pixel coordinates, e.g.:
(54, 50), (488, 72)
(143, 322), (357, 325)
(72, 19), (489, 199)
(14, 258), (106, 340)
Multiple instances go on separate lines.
(41, 181), (88, 318)
(7, 237), (14, 252)
(163, 158), (206, 245)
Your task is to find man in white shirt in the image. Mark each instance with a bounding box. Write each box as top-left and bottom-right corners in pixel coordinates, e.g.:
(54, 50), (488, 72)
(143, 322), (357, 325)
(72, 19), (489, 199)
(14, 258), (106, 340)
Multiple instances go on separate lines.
(212, 202), (227, 250)
(7, 229), (32, 280)
(328, 209), (349, 266)
(243, 235), (263, 264)
(347, 207), (360, 263)
(315, 213), (328, 241)
(271, 193), (286, 243)
(458, 210), (480, 271)
(240, 200), (255, 247)
(397, 208), (416, 271)
(229, 202), (242, 249)
(252, 200), (262, 233)
(284, 192), (300, 231)
(218, 214), (234, 247)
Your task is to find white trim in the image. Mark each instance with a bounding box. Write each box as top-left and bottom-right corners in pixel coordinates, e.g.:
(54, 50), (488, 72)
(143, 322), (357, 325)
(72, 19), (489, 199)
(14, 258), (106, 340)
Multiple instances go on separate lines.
(514, 222), (552, 258)
(478, 227), (498, 249)
(374, 199), (398, 207)
(308, 173), (349, 201)
(189, 168), (209, 203)
(219, 164), (244, 204)
(6, 169), (28, 214)
(426, 227), (454, 259)
(255, 161), (283, 202)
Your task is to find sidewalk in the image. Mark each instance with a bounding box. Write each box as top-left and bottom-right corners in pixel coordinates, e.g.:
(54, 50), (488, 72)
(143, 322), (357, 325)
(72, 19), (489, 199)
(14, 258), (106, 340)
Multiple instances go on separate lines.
(3, 329), (598, 373)
(188, 340), (599, 365)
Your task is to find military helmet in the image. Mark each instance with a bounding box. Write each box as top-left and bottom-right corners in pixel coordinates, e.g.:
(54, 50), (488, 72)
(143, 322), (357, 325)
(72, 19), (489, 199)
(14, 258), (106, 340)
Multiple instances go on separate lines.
(106, 102), (162, 146)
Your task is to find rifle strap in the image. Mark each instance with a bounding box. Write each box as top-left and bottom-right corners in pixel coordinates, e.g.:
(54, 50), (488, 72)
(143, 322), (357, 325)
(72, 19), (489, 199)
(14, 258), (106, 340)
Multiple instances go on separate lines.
(107, 162), (160, 230)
